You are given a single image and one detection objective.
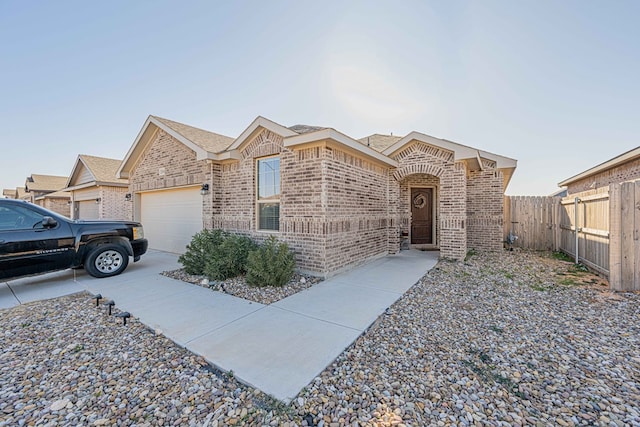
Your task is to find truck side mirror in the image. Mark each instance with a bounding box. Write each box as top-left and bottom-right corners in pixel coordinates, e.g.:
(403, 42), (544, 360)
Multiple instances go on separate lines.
(42, 216), (58, 228)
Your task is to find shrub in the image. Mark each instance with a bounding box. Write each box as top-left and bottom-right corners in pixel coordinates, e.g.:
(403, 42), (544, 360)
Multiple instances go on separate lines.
(204, 234), (257, 280)
(178, 229), (226, 275)
(246, 236), (295, 287)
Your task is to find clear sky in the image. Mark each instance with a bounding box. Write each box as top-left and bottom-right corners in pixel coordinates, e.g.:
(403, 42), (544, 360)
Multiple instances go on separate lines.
(1, 0), (638, 195)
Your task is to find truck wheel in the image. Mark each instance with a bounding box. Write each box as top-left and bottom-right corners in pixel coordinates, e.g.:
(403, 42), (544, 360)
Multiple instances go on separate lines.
(85, 244), (129, 278)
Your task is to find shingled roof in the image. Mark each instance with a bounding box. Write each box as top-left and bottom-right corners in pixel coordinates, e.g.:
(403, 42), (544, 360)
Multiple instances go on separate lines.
(25, 174), (69, 192)
(357, 134), (403, 152)
(288, 124), (327, 135)
(152, 116), (234, 154)
(73, 155), (128, 186)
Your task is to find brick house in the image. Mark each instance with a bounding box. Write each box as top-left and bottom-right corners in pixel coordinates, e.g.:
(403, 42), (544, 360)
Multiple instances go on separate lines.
(65, 154), (132, 220)
(118, 115), (517, 277)
(34, 190), (71, 217)
(24, 174), (71, 217)
(559, 146), (640, 194)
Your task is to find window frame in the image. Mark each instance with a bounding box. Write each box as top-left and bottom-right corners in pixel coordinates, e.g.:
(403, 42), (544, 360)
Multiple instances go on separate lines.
(256, 155), (281, 232)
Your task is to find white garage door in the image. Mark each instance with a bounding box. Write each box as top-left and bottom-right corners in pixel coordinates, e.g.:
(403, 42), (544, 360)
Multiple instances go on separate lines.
(140, 187), (203, 254)
(78, 200), (99, 220)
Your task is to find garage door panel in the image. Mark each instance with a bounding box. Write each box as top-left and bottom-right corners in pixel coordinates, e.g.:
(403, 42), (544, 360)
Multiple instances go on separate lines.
(141, 188), (202, 254)
(78, 200), (99, 220)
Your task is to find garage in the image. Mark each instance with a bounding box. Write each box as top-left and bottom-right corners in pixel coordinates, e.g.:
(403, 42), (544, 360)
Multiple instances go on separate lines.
(77, 200), (99, 220)
(140, 186), (203, 254)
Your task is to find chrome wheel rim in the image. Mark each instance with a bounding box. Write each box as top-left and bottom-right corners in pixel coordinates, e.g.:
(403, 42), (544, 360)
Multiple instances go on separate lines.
(95, 250), (124, 273)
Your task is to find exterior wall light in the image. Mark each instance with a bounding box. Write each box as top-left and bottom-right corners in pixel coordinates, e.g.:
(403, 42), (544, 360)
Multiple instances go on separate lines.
(200, 183), (209, 195)
(125, 193), (132, 201)
(95, 198), (101, 204)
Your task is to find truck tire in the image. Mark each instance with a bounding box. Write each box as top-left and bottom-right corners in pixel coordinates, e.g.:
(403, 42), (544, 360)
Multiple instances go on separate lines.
(85, 244), (129, 278)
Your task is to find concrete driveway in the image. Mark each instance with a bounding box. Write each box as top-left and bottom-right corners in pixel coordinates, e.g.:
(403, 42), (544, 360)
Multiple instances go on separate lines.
(1, 249), (438, 402)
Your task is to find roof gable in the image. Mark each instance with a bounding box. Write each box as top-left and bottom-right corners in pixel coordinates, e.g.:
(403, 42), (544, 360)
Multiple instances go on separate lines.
(67, 155), (128, 188)
(118, 116), (235, 178)
(226, 116), (299, 152)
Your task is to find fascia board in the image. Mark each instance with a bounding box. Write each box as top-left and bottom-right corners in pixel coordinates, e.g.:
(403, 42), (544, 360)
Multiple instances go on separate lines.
(285, 128), (398, 167)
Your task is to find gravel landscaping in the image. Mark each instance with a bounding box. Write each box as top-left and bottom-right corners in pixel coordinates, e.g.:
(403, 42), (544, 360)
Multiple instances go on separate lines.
(2, 249), (639, 427)
(161, 270), (323, 305)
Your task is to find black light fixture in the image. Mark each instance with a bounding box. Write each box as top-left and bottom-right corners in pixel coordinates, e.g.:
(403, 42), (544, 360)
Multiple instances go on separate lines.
(94, 294), (103, 307)
(115, 312), (131, 325)
(200, 183), (210, 195)
(95, 198), (101, 204)
(124, 193), (132, 201)
(105, 300), (115, 315)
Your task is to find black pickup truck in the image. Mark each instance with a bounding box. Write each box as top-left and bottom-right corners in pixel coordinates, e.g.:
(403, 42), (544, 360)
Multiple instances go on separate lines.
(0, 198), (148, 280)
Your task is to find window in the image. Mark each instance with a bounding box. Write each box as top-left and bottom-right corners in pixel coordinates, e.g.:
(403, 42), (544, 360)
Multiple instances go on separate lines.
(257, 157), (280, 230)
(0, 205), (45, 231)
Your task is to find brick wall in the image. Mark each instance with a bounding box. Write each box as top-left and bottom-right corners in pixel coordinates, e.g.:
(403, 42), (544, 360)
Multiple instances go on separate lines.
(466, 168), (504, 251)
(322, 145), (390, 274)
(43, 198), (71, 217)
(130, 130), (209, 194)
(567, 157), (640, 194)
(100, 186), (132, 220)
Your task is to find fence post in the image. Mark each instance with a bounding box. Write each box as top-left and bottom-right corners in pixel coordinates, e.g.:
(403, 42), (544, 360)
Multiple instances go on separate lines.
(574, 197), (580, 264)
(609, 184), (621, 290)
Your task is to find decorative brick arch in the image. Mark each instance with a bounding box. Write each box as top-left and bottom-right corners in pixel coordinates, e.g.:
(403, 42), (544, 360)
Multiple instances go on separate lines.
(393, 164), (445, 181)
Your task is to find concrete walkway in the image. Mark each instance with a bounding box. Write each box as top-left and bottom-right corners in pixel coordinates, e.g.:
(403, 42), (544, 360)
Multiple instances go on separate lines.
(1, 249), (438, 402)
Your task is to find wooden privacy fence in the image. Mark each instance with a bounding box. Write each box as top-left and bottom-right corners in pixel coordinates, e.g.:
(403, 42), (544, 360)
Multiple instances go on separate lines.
(504, 181), (640, 291)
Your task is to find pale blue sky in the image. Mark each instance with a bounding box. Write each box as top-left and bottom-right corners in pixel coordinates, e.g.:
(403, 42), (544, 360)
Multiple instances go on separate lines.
(1, 1), (638, 195)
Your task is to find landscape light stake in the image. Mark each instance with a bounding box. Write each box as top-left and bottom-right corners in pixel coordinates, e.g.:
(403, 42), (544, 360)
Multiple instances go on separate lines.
(115, 312), (131, 325)
(105, 300), (115, 315)
(94, 294), (102, 307)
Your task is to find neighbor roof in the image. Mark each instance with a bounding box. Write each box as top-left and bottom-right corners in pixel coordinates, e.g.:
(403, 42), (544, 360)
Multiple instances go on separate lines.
(358, 134), (403, 152)
(3, 189), (16, 198)
(25, 174), (69, 192)
(16, 187), (28, 200)
(66, 155), (128, 189)
(558, 145), (640, 187)
(35, 190), (71, 200)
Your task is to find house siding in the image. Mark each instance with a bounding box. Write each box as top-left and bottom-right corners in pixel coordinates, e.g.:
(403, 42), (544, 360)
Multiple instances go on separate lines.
(567, 157), (640, 194)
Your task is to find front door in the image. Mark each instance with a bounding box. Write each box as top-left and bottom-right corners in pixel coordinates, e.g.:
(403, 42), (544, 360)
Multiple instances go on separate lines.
(411, 188), (433, 244)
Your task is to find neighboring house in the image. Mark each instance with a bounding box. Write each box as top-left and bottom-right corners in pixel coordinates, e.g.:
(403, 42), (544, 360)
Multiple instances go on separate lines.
(2, 189), (16, 198)
(559, 146), (640, 195)
(65, 154), (131, 220)
(24, 174), (68, 202)
(118, 115), (517, 277)
(15, 187), (29, 201)
(34, 190), (71, 217)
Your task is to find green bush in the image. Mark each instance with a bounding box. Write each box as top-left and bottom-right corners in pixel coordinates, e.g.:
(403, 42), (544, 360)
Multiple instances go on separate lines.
(204, 234), (257, 280)
(246, 236), (295, 287)
(178, 229), (226, 275)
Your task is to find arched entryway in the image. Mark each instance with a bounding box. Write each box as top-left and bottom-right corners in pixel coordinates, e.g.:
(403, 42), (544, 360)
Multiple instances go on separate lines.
(399, 173), (440, 248)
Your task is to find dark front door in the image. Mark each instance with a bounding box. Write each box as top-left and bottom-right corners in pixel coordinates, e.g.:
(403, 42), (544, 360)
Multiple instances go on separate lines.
(411, 188), (433, 244)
